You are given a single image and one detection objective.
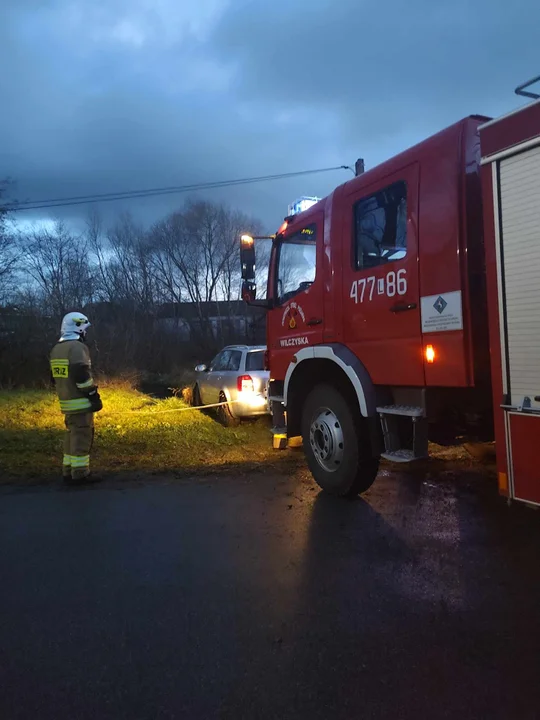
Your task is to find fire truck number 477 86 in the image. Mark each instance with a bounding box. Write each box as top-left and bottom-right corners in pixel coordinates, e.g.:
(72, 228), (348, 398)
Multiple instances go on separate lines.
(350, 270), (408, 303)
(240, 75), (540, 508)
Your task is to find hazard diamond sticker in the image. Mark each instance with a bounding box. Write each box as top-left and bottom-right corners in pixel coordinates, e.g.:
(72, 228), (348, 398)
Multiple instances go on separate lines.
(433, 296), (448, 314)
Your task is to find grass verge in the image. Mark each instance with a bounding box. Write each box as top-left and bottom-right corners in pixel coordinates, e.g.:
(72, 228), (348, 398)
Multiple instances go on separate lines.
(0, 387), (494, 485)
(0, 387), (300, 482)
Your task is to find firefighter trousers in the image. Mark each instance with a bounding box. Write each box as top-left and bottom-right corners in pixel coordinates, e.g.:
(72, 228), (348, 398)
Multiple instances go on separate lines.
(63, 412), (95, 479)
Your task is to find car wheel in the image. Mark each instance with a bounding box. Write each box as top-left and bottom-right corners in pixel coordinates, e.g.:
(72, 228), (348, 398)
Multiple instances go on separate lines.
(192, 383), (202, 407)
(301, 383), (379, 497)
(217, 392), (240, 427)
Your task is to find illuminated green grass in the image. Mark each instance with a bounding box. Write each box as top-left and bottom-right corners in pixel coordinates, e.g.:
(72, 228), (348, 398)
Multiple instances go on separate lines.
(0, 386), (291, 480)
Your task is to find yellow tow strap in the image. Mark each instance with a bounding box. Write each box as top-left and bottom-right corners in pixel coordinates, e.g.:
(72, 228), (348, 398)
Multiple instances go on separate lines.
(102, 399), (243, 417)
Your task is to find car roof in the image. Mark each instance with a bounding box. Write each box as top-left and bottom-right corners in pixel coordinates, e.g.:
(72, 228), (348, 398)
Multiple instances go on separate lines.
(223, 345), (266, 352)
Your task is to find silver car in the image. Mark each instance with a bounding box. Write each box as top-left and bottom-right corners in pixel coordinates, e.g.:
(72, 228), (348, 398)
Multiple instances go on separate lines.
(193, 345), (269, 426)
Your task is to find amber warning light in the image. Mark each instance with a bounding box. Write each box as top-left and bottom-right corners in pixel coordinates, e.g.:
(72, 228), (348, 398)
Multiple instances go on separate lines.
(425, 345), (436, 364)
(240, 234), (254, 247)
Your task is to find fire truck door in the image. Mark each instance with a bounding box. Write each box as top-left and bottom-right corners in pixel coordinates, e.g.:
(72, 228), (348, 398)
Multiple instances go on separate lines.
(342, 163), (424, 386)
(267, 213), (324, 380)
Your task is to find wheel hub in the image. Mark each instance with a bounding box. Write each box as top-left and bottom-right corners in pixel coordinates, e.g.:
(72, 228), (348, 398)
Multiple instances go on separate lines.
(309, 407), (344, 472)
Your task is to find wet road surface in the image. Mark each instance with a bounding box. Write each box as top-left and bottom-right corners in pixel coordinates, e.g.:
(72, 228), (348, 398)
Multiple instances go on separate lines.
(0, 467), (539, 719)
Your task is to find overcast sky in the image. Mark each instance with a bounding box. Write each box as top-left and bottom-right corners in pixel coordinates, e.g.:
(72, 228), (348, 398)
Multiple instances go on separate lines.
(1, 0), (539, 233)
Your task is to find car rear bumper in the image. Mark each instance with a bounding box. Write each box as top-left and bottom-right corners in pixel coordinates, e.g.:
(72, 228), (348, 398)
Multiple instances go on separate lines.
(232, 392), (269, 418)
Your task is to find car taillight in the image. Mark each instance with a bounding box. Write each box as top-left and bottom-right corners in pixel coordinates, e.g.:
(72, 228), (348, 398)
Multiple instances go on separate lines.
(237, 375), (254, 393)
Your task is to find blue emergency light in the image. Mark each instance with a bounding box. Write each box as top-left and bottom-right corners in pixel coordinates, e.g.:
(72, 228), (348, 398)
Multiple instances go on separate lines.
(287, 196), (320, 216)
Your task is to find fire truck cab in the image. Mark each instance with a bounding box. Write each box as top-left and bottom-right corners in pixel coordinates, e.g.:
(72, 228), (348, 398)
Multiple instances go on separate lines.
(240, 86), (540, 503)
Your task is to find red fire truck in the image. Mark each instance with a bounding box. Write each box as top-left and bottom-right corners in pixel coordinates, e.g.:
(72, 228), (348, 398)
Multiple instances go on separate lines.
(240, 76), (540, 506)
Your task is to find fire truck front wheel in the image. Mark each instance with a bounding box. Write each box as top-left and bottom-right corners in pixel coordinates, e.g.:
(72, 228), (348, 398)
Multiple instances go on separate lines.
(301, 384), (379, 498)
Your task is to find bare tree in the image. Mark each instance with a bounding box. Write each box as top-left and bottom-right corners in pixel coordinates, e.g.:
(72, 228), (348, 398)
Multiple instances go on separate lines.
(0, 180), (18, 303)
(20, 220), (94, 318)
(151, 198), (262, 344)
(2, 196), (266, 386)
(85, 208), (112, 302)
(84, 211), (167, 375)
(106, 214), (157, 307)
(86, 210), (158, 308)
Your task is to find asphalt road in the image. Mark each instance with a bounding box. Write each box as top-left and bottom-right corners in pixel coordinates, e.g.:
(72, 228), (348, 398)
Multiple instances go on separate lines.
(1, 466), (539, 720)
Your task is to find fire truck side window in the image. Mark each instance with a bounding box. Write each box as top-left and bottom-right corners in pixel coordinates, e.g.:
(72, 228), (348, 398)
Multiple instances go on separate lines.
(354, 181), (407, 270)
(276, 224), (317, 304)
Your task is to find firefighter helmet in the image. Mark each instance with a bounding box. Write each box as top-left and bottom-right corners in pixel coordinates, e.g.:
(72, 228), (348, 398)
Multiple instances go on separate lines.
(60, 312), (91, 342)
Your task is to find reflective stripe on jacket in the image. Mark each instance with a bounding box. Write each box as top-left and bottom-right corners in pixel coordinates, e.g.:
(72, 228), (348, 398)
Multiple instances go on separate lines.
(50, 340), (96, 415)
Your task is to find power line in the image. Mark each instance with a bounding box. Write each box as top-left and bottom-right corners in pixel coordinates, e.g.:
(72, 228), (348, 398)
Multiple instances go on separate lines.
(6, 165), (354, 212)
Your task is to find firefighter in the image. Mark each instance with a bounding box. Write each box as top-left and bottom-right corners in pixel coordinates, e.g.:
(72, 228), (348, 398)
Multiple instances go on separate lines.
(50, 312), (103, 484)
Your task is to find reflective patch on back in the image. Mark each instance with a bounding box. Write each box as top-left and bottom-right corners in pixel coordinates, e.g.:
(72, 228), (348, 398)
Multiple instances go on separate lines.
(51, 359), (69, 378)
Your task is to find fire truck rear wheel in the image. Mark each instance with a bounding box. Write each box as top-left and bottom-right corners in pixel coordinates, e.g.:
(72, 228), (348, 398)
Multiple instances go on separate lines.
(301, 384), (379, 498)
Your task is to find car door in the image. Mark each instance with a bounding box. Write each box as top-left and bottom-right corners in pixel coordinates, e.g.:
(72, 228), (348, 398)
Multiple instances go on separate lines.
(341, 164), (424, 386)
(198, 353), (217, 404)
(201, 350), (229, 404)
(267, 213), (325, 381)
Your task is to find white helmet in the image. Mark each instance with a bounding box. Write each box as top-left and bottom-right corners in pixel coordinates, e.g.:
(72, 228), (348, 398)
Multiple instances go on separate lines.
(60, 312), (91, 342)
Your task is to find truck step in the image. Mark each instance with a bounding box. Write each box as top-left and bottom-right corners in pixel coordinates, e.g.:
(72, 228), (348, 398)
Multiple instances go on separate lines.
(378, 409), (429, 462)
(382, 449), (427, 463)
(268, 395), (284, 403)
(377, 405), (424, 418)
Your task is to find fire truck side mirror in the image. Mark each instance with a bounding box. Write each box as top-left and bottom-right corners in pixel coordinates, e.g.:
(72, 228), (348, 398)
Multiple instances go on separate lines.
(240, 234), (256, 304)
(241, 280), (256, 304)
(240, 234), (256, 284)
(240, 233), (272, 308)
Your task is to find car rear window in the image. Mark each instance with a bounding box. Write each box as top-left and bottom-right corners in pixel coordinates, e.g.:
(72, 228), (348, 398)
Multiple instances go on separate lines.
(245, 351), (265, 371)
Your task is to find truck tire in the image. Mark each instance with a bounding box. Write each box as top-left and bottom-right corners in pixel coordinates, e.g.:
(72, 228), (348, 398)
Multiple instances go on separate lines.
(301, 384), (379, 497)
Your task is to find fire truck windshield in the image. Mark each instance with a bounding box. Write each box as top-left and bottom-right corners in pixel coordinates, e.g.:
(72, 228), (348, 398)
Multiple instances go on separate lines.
(276, 224), (317, 304)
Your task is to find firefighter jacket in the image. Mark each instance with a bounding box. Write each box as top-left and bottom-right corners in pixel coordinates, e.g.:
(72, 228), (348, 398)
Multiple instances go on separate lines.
(50, 340), (98, 415)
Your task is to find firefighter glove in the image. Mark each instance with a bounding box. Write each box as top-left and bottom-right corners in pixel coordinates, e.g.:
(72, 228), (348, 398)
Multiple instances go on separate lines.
(88, 389), (103, 413)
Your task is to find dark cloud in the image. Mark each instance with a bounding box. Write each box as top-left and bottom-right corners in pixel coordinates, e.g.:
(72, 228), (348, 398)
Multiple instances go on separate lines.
(212, 0), (538, 126)
(1, 0), (538, 234)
